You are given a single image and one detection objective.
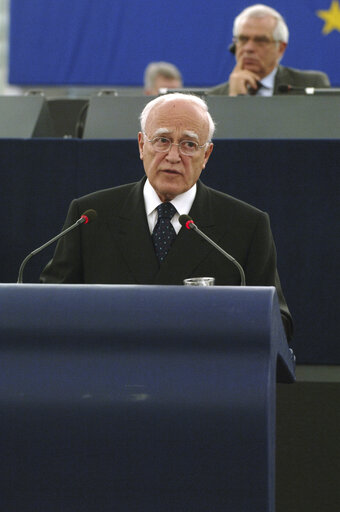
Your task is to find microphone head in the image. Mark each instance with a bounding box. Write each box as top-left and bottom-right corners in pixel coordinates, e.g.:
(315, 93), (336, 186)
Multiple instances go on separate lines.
(81, 209), (98, 224)
(278, 84), (291, 93)
(278, 84), (306, 94)
(179, 214), (195, 230)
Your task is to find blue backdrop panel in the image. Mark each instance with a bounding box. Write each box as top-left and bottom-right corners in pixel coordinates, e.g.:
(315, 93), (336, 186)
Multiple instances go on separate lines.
(9, 0), (340, 86)
(0, 139), (339, 365)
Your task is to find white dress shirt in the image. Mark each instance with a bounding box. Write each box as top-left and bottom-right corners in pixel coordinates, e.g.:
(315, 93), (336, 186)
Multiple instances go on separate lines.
(257, 67), (278, 96)
(143, 178), (197, 234)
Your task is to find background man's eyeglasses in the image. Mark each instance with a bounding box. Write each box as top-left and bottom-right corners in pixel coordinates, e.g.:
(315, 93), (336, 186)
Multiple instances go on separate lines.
(233, 35), (280, 48)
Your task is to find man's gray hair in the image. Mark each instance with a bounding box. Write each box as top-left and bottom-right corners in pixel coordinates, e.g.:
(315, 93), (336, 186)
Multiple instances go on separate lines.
(144, 61), (183, 91)
(139, 93), (216, 141)
(233, 4), (289, 43)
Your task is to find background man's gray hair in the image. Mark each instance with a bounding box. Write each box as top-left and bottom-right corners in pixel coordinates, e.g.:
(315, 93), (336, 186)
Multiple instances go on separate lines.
(139, 92), (216, 141)
(144, 61), (183, 90)
(233, 4), (289, 43)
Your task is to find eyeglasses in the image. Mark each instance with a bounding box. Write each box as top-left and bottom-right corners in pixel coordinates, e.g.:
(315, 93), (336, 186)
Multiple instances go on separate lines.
(233, 35), (279, 48)
(143, 134), (208, 156)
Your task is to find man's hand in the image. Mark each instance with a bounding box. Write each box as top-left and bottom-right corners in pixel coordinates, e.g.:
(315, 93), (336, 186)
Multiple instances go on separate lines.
(228, 58), (261, 96)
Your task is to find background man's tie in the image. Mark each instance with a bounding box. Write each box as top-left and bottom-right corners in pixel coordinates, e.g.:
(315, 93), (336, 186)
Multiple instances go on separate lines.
(248, 81), (263, 95)
(152, 202), (177, 263)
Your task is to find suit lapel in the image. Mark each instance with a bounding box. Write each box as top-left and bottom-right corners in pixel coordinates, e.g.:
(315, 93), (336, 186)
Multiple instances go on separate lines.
(153, 181), (229, 284)
(274, 65), (290, 94)
(104, 179), (232, 285)
(106, 179), (159, 283)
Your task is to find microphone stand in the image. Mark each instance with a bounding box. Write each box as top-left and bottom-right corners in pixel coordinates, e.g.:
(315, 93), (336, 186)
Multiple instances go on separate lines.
(191, 223), (246, 286)
(17, 217), (86, 284)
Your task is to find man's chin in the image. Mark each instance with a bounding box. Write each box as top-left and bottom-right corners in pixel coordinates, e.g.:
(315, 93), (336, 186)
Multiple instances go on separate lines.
(155, 182), (186, 202)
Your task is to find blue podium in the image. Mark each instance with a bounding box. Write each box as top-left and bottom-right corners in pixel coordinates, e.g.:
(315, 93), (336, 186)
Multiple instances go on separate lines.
(0, 284), (295, 511)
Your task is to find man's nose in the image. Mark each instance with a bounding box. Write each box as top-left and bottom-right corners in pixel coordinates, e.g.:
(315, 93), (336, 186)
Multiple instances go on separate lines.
(166, 143), (181, 160)
(243, 38), (256, 51)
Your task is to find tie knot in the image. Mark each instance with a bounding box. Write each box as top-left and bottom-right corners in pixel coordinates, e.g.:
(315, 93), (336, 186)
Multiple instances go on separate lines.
(156, 202), (176, 220)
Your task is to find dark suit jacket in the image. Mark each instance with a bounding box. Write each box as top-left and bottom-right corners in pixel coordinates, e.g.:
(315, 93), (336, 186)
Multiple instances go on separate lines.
(208, 64), (330, 95)
(40, 178), (293, 340)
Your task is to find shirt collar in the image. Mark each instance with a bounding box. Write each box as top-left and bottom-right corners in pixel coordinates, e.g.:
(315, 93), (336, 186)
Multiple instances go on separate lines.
(143, 178), (197, 215)
(258, 67), (278, 95)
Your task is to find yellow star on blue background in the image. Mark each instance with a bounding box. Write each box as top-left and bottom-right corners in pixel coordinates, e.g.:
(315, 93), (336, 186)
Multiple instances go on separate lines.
(317, 0), (340, 34)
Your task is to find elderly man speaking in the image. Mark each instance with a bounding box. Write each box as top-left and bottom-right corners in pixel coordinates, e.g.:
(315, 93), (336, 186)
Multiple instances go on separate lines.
(41, 92), (293, 341)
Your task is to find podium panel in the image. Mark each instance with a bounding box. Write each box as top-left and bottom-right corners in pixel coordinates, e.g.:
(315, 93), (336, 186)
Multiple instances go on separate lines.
(82, 95), (340, 139)
(0, 284), (294, 511)
(0, 96), (55, 137)
(83, 95), (149, 139)
(207, 95), (340, 138)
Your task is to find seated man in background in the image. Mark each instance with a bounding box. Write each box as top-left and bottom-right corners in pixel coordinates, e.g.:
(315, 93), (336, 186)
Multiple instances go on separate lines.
(144, 61), (183, 95)
(40, 92), (293, 341)
(209, 3), (330, 96)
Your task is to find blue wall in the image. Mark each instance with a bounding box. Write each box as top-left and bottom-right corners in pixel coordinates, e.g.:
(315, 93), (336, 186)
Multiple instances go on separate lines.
(9, 0), (340, 86)
(1, 138), (339, 364)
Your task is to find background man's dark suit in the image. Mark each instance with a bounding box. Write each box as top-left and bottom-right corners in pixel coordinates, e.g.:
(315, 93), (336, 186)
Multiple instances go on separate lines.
(208, 64), (330, 95)
(40, 177), (293, 340)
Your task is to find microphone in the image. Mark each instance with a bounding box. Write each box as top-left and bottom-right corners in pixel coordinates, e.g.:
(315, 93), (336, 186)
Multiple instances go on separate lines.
(179, 214), (246, 286)
(278, 84), (340, 95)
(278, 84), (305, 93)
(17, 209), (97, 284)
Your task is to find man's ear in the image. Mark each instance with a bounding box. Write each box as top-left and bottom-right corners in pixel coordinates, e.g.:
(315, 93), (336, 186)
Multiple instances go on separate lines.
(138, 132), (144, 160)
(278, 41), (287, 59)
(202, 143), (214, 169)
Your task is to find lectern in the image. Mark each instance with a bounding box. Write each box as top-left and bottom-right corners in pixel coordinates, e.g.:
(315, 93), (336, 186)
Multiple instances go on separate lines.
(0, 284), (295, 511)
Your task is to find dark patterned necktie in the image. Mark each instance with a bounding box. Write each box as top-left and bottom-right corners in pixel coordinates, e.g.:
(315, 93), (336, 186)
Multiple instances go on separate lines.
(152, 202), (177, 263)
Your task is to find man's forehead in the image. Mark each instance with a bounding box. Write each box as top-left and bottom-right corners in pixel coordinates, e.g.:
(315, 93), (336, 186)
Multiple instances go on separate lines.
(146, 100), (208, 134)
(239, 16), (276, 33)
